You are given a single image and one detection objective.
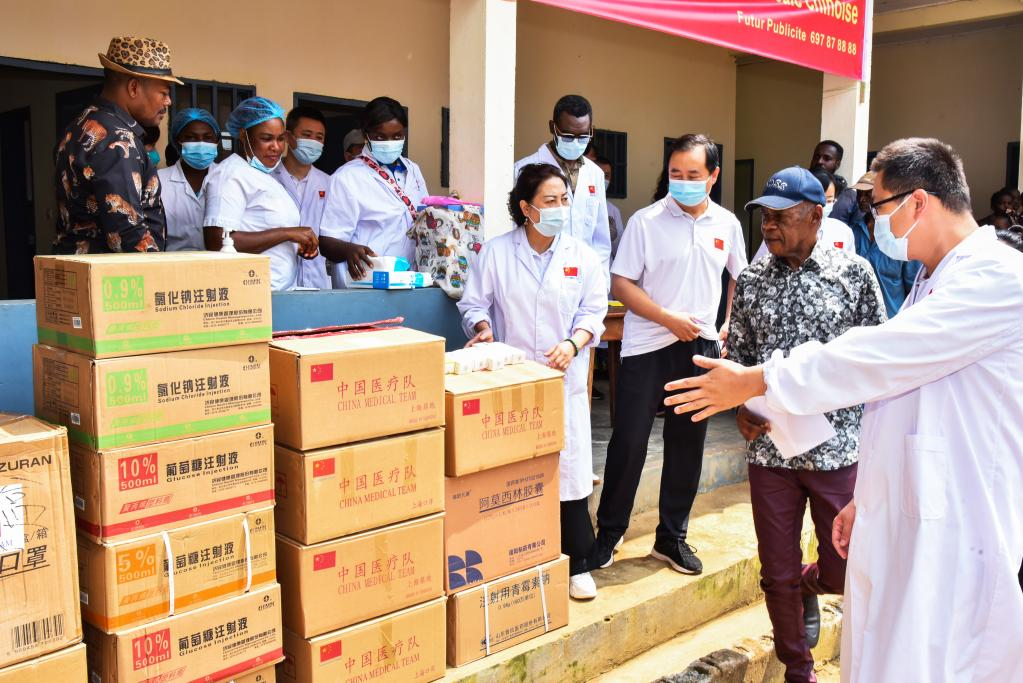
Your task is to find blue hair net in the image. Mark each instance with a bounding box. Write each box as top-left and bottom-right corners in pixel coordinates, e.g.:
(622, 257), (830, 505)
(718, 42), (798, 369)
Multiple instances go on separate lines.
(226, 97), (286, 138)
(169, 108), (220, 147)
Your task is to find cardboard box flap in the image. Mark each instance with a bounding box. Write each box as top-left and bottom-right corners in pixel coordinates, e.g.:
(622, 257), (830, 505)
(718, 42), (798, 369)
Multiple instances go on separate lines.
(271, 317), (404, 340)
(444, 362), (563, 395)
(304, 597), (447, 645)
(36, 252), (265, 266)
(271, 326), (443, 356)
(278, 511), (444, 551)
(0, 413), (64, 444)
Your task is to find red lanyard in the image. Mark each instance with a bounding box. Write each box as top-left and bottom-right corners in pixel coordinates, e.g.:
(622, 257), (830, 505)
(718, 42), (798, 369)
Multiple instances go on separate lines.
(359, 155), (418, 221)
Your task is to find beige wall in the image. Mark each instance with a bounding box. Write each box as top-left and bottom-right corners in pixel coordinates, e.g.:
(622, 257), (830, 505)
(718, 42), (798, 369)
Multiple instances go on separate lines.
(0, 0), (451, 194)
(870, 24), (1023, 216)
(515, 1), (738, 220)
(735, 59), (823, 196)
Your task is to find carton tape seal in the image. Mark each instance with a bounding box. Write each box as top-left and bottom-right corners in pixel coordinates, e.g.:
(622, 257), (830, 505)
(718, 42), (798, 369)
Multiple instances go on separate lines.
(482, 564), (549, 656)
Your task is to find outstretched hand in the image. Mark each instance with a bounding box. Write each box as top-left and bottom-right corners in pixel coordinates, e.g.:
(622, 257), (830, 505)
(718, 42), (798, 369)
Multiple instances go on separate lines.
(663, 356), (767, 422)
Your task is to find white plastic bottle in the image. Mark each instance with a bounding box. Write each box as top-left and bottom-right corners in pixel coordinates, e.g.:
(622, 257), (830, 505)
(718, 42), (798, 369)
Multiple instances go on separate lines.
(220, 228), (237, 253)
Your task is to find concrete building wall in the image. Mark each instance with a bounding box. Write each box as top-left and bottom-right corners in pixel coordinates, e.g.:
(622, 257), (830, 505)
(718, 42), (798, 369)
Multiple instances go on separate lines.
(514, 1), (738, 220)
(869, 23), (1023, 216)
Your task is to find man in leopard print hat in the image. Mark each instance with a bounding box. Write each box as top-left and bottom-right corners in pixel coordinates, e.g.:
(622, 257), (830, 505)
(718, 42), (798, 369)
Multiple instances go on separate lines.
(53, 37), (184, 254)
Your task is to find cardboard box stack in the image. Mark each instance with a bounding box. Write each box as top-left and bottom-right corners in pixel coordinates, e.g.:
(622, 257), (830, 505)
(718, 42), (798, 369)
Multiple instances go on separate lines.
(32, 253), (284, 682)
(269, 323), (448, 683)
(0, 415), (83, 678)
(442, 361), (572, 667)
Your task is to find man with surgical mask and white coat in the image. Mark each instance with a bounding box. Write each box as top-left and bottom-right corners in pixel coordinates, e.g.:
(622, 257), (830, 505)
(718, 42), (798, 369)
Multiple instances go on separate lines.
(664, 137), (1023, 682)
(590, 134), (747, 576)
(272, 106), (331, 288)
(514, 95), (611, 274)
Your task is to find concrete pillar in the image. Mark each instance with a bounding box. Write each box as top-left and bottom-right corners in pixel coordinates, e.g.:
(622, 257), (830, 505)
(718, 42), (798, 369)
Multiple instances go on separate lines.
(449, 0), (518, 239)
(820, 3), (873, 182)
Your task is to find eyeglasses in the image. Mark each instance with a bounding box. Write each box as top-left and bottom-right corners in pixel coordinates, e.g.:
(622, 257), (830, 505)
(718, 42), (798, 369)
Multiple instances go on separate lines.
(553, 124), (592, 142)
(869, 189), (936, 219)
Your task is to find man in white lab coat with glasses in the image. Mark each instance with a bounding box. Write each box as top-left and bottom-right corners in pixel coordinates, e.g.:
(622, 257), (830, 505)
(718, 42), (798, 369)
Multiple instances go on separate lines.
(664, 137), (1023, 682)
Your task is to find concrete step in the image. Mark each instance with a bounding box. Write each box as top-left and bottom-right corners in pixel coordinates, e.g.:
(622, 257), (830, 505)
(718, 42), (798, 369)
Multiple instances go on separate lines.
(591, 598), (843, 683)
(442, 482), (781, 683)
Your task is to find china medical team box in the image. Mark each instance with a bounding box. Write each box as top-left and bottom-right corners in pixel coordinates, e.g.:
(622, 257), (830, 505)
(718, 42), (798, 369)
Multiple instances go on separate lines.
(34, 252), (272, 358)
(444, 453), (560, 594)
(0, 414), (82, 669)
(84, 583), (283, 683)
(279, 597), (446, 683)
(443, 362), (564, 476)
(269, 323), (445, 451)
(274, 428), (445, 544)
(78, 507), (276, 632)
(236, 664), (277, 682)
(276, 513), (444, 638)
(446, 556), (568, 666)
(0, 642), (87, 683)
(33, 342), (270, 451)
(71, 424), (274, 544)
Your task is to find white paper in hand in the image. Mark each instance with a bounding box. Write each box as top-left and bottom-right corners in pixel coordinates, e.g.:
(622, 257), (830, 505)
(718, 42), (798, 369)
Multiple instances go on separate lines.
(744, 396), (837, 460)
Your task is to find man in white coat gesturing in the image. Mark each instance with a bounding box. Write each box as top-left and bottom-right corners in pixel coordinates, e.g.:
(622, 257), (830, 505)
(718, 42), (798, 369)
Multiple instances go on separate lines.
(664, 137), (1023, 682)
(515, 94), (612, 274)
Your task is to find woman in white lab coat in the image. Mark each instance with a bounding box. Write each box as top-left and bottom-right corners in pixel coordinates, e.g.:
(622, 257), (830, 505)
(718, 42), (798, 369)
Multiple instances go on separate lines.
(458, 163), (608, 600)
(319, 96), (429, 286)
(203, 97), (318, 291)
(158, 108), (219, 251)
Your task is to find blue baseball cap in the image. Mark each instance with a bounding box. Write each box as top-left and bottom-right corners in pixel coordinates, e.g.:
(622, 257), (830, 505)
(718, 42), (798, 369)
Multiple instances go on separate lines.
(746, 166), (826, 211)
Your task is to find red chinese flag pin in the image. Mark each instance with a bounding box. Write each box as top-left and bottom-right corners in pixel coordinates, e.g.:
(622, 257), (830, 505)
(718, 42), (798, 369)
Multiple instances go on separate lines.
(319, 190), (326, 198)
(714, 238), (725, 250)
(589, 185), (596, 195)
(563, 266), (579, 277)
(834, 242), (844, 249)
(320, 641), (342, 662)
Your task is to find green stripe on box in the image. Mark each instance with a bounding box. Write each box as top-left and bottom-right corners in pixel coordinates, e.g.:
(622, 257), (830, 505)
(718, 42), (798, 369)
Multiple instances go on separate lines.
(67, 409), (271, 449)
(37, 326), (272, 354)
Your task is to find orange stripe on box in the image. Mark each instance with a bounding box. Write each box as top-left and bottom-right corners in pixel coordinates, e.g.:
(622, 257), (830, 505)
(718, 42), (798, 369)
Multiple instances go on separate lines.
(76, 489), (275, 539)
(186, 648), (284, 683)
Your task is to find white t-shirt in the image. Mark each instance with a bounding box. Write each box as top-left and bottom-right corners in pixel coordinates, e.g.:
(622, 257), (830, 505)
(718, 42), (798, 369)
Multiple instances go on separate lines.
(158, 160), (213, 251)
(612, 197), (747, 357)
(204, 154), (301, 291)
(753, 216), (856, 262)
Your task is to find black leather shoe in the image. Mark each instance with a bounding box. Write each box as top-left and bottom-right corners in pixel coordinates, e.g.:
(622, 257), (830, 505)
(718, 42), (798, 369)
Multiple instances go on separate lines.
(650, 538), (703, 574)
(803, 594), (821, 648)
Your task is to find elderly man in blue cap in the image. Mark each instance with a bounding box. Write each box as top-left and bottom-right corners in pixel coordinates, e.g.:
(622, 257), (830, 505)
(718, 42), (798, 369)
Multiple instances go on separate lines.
(158, 108), (221, 250)
(725, 166), (886, 682)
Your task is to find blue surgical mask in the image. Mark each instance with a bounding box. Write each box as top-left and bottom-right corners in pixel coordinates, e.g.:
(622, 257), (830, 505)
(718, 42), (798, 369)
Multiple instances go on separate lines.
(369, 139), (405, 165)
(555, 136), (589, 161)
(244, 130), (281, 174)
(529, 204), (569, 237)
(147, 149), (161, 166)
(668, 178), (710, 207)
(291, 138), (324, 165)
(179, 141), (218, 170)
(874, 194), (920, 261)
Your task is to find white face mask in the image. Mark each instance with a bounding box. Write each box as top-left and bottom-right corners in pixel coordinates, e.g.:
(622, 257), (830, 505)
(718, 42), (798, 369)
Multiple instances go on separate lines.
(823, 201), (835, 218)
(874, 194), (921, 261)
(529, 204), (569, 237)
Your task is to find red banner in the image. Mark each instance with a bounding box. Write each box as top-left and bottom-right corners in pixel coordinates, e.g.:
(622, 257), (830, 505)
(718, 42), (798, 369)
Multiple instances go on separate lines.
(530, 0), (869, 80)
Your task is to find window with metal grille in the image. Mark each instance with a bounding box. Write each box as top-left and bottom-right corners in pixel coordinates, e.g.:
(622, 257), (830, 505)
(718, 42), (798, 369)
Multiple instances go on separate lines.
(593, 129), (627, 199)
(170, 79), (256, 154)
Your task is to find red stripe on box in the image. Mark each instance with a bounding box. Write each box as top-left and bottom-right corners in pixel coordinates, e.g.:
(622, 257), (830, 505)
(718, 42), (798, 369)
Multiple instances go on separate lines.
(77, 488), (275, 539)
(182, 648), (284, 683)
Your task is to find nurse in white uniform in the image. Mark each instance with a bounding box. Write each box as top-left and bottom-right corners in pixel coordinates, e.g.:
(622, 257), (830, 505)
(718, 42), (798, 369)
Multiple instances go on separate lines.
(158, 108), (219, 251)
(203, 97), (318, 291)
(458, 163), (608, 601)
(754, 167), (855, 261)
(665, 138), (1023, 683)
(319, 96), (428, 285)
(514, 95), (612, 274)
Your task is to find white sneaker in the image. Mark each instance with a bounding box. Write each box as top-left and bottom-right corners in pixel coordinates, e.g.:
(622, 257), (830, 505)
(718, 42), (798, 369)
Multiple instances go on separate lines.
(569, 572), (598, 600)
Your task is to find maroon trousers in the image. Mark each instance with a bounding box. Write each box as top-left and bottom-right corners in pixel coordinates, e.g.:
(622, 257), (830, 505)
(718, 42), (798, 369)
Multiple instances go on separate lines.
(748, 462), (857, 683)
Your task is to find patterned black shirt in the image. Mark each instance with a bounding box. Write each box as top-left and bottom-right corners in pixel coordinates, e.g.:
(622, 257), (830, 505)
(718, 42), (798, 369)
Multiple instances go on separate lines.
(53, 98), (166, 254)
(728, 242), (887, 470)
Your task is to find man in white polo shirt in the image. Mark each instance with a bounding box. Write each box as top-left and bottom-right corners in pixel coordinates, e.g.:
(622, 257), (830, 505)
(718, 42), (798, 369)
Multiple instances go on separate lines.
(592, 134), (748, 574)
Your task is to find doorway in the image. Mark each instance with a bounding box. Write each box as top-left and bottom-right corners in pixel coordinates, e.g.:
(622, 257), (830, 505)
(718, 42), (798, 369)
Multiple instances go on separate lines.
(0, 107), (35, 299)
(734, 158), (755, 257)
(294, 94), (368, 176)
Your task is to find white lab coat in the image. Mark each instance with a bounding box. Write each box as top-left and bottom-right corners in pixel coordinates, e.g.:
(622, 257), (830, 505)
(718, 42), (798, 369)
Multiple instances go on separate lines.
(158, 160), (213, 251)
(457, 229), (608, 501)
(761, 226), (1023, 682)
(203, 154), (301, 291)
(753, 217), (856, 261)
(271, 163), (331, 289)
(515, 144), (612, 275)
(320, 153), (428, 287)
